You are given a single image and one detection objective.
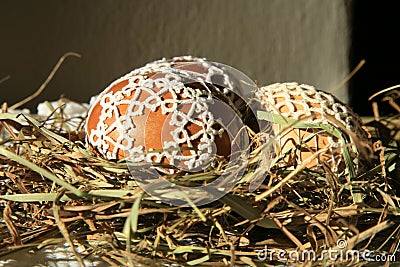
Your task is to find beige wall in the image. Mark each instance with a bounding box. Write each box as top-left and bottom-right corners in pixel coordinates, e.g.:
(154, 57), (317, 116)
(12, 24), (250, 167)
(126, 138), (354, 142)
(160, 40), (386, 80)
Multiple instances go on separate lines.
(0, 0), (352, 110)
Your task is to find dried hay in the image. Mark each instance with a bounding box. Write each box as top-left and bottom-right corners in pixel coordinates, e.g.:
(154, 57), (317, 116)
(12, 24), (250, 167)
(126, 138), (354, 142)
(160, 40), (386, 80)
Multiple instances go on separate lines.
(0, 54), (399, 266)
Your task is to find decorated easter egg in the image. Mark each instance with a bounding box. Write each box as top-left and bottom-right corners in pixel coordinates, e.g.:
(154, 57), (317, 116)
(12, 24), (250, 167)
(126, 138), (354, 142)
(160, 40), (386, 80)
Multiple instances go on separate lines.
(256, 82), (369, 173)
(85, 56), (257, 173)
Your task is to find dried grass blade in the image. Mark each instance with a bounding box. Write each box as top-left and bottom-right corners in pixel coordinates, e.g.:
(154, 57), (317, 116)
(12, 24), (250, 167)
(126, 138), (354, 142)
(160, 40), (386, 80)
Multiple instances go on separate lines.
(0, 193), (72, 202)
(123, 191), (143, 265)
(88, 190), (131, 198)
(338, 220), (394, 250)
(0, 75), (10, 84)
(123, 191), (144, 236)
(4, 202), (22, 246)
(53, 189), (85, 267)
(9, 52), (81, 110)
(0, 146), (87, 198)
(255, 148), (328, 201)
(219, 194), (278, 229)
(20, 113), (72, 144)
(187, 254), (210, 265)
(239, 256), (258, 267)
(175, 191), (207, 222)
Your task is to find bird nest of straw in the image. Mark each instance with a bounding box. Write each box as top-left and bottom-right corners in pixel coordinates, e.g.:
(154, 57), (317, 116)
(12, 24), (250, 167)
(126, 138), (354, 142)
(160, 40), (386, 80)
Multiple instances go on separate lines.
(0, 55), (399, 267)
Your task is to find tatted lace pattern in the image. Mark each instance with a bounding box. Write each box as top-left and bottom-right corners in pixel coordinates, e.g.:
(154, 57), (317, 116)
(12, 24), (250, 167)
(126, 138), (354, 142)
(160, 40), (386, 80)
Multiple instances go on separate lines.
(257, 82), (368, 172)
(147, 56), (240, 95)
(126, 55), (207, 78)
(85, 57), (239, 173)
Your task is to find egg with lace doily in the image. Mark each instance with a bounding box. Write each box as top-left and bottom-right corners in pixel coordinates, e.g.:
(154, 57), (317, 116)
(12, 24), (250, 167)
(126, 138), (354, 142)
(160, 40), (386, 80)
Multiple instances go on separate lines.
(256, 82), (370, 173)
(85, 57), (252, 173)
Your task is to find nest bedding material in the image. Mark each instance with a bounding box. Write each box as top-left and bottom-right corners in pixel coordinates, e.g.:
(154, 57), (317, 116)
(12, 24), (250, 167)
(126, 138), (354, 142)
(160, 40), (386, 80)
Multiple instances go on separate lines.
(0, 54), (400, 266)
(0, 95), (399, 267)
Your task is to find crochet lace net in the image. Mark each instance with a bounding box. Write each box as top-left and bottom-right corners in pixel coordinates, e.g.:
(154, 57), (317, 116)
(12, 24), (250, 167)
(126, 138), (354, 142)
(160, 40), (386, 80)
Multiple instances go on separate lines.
(257, 82), (368, 172)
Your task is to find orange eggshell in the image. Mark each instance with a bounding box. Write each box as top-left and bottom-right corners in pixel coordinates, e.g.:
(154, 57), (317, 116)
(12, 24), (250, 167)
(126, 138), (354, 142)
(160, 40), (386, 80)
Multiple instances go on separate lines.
(85, 69), (232, 171)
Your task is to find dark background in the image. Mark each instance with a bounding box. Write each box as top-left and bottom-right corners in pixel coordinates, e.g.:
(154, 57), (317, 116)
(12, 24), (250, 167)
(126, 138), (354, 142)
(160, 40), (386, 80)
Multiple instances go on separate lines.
(2, 0), (399, 116)
(350, 0), (400, 115)
(0, 0), (351, 110)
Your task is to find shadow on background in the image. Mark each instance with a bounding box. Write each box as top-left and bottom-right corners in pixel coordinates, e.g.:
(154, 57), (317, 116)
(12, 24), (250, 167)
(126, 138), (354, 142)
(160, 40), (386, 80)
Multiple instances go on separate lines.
(350, 0), (400, 116)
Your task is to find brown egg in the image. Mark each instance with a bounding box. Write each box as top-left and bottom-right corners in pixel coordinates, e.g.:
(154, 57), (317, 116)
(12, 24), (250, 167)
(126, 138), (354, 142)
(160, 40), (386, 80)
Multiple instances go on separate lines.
(257, 82), (369, 173)
(85, 57), (239, 173)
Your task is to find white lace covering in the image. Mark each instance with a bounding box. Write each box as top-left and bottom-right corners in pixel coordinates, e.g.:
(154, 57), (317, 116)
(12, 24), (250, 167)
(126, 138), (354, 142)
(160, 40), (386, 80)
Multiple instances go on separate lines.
(257, 82), (368, 172)
(85, 56), (240, 173)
